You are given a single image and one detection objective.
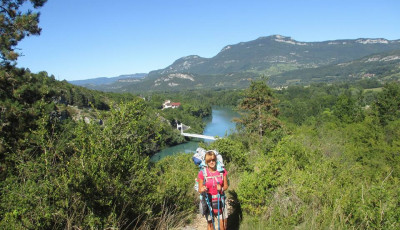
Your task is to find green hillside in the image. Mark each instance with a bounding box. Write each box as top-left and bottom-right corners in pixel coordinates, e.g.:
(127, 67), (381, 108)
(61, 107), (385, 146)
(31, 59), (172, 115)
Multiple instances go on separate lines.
(89, 72), (259, 93)
(148, 35), (400, 77)
(270, 49), (400, 86)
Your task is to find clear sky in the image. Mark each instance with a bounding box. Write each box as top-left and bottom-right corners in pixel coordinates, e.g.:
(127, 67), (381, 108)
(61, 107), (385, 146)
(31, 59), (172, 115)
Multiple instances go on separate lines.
(16, 0), (400, 81)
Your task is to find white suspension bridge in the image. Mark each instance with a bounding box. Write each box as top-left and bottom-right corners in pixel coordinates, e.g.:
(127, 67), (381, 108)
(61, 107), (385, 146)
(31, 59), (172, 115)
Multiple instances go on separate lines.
(177, 123), (217, 140)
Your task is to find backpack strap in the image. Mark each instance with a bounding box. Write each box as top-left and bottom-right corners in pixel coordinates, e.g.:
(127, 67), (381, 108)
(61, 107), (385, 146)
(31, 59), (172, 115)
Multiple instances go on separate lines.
(204, 172), (223, 181)
(204, 169), (224, 186)
(202, 167), (208, 184)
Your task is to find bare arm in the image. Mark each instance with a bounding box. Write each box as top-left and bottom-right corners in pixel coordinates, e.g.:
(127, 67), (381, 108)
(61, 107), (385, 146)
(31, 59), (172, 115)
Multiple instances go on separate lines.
(223, 175), (228, 192)
(198, 178), (207, 193)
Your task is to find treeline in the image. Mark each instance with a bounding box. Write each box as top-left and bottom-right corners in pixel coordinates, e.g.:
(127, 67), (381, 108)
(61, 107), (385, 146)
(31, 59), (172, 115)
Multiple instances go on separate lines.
(144, 88), (243, 108)
(276, 79), (383, 125)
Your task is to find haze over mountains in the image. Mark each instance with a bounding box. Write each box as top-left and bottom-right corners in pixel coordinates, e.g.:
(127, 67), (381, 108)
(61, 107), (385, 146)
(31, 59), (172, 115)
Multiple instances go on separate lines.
(69, 73), (147, 86)
(70, 35), (400, 92)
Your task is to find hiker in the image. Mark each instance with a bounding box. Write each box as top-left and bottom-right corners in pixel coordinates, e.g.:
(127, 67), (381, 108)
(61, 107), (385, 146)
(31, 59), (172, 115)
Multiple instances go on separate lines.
(198, 151), (229, 230)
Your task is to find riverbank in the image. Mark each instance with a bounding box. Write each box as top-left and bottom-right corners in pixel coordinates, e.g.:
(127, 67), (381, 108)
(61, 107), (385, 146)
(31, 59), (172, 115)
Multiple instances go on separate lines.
(151, 106), (239, 161)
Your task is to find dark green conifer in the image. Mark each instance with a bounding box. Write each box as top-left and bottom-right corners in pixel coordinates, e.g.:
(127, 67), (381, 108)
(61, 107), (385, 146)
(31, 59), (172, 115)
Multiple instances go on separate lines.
(0, 0), (47, 65)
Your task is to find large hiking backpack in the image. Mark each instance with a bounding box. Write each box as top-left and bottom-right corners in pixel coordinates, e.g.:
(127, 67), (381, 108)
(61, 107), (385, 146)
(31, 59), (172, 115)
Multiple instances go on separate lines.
(193, 147), (225, 215)
(193, 147), (224, 191)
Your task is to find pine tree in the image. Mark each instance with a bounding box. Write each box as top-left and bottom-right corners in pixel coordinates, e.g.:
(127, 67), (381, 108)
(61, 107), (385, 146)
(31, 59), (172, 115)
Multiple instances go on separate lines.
(236, 80), (282, 137)
(0, 0), (47, 65)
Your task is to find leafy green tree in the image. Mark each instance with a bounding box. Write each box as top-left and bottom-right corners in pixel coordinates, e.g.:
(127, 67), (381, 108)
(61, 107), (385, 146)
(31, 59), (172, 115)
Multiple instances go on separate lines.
(374, 82), (400, 125)
(0, 0), (47, 65)
(332, 94), (365, 123)
(153, 154), (198, 213)
(236, 136), (305, 215)
(236, 80), (282, 137)
(208, 138), (248, 170)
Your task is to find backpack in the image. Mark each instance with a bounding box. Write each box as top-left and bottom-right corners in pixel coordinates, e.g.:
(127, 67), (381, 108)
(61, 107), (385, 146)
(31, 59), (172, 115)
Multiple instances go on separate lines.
(193, 147), (224, 191)
(193, 147), (225, 215)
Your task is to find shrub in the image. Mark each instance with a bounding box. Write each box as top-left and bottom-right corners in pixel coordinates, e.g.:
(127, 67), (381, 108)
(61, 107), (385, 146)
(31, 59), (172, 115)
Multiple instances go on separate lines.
(208, 138), (248, 170)
(153, 153), (198, 213)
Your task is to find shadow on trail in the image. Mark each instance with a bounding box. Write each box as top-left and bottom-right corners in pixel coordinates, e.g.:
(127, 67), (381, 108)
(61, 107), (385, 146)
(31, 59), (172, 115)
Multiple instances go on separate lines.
(227, 190), (242, 230)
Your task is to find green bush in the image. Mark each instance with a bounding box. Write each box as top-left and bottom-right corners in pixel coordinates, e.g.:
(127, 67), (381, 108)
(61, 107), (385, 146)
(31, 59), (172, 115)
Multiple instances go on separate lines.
(153, 153), (198, 213)
(0, 100), (165, 229)
(208, 138), (248, 170)
(237, 137), (305, 215)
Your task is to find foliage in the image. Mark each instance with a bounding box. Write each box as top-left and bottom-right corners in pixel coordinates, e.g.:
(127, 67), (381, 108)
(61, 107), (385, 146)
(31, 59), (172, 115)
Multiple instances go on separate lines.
(0, 67), (134, 175)
(234, 115), (400, 228)
(0, 100), (169, 228)
(236, 137), (306, 215)
(236, 80), (282, 137)
(276, 82), (382, 125)
(373, 82), (400, 125)
(0, 66), (191, 229)
(207, 138), (248, 170)
(153, 153), (198, 213)
(143, 91), (213, 137)
(332, 93), (365, 123)
(161, 106), (206, 134)
(0, 0), (47, 65)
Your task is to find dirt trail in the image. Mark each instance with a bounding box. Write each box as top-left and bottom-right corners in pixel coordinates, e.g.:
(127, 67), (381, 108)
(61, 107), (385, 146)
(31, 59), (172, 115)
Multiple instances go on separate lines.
(181, 198), (234, 230)
(180, 213), (208, 230)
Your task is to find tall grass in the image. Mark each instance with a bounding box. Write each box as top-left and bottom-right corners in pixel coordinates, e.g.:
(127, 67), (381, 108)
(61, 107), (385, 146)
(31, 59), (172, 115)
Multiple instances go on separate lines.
(134, 202), (194, 230)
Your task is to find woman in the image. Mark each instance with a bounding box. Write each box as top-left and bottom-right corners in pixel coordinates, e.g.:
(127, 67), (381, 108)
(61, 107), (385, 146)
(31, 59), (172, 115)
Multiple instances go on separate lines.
(198, 151), (229, 230)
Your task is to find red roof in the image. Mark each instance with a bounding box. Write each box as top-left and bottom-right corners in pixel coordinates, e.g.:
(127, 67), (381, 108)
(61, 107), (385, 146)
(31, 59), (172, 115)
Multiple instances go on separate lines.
(171, 102), (181, 106)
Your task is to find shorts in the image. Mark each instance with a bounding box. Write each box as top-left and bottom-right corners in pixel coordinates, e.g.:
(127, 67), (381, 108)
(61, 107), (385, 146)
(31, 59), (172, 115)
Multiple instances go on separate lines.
(205, 199), (228, 221)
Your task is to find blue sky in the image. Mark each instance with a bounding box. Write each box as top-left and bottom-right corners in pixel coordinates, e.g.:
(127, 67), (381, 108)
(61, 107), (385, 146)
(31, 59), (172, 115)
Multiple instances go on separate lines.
(16, 0), (400, 81)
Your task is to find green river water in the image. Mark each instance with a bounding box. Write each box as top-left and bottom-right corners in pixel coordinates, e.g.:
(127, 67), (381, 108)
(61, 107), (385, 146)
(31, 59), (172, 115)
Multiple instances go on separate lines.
(151, 106), (239, 161)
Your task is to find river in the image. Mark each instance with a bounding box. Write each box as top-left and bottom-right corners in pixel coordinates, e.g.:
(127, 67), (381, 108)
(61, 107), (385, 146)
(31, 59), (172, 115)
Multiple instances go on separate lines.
(150, 106), (239, 161)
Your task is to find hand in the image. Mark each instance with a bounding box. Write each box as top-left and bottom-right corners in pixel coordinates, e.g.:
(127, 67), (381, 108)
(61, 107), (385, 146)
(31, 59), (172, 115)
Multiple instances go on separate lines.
(217, 184), (221, 192)
(202, 186), (208, 192)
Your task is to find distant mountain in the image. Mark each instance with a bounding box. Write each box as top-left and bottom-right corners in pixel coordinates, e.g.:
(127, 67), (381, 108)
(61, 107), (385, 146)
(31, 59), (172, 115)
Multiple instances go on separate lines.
(78, 35), (400, 92)
(269, 49), (400, 86)
(69, 73), (147, 86)
(89, 72), (260, 92)
(147, 35), (400, 78)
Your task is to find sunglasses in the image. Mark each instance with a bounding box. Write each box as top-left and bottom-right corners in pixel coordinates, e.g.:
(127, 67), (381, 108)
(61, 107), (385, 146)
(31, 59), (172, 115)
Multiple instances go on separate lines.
(207, 159), (216, 163)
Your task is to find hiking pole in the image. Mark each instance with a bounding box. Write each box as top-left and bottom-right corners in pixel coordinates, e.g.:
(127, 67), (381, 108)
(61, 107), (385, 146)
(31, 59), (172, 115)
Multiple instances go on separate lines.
(221, 192), (225, 230)
(205, 193), (216, 230)
(203, 184), (216, 230)
(217, 182), (221, 230)
(217, 193), (221, 230)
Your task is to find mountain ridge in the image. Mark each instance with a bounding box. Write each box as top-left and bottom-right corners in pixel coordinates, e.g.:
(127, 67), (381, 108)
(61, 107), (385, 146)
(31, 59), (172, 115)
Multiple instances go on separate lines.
(69, 73), (147, 86)
(73, 35), (400, 92)
(147, 35), (400, 78)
